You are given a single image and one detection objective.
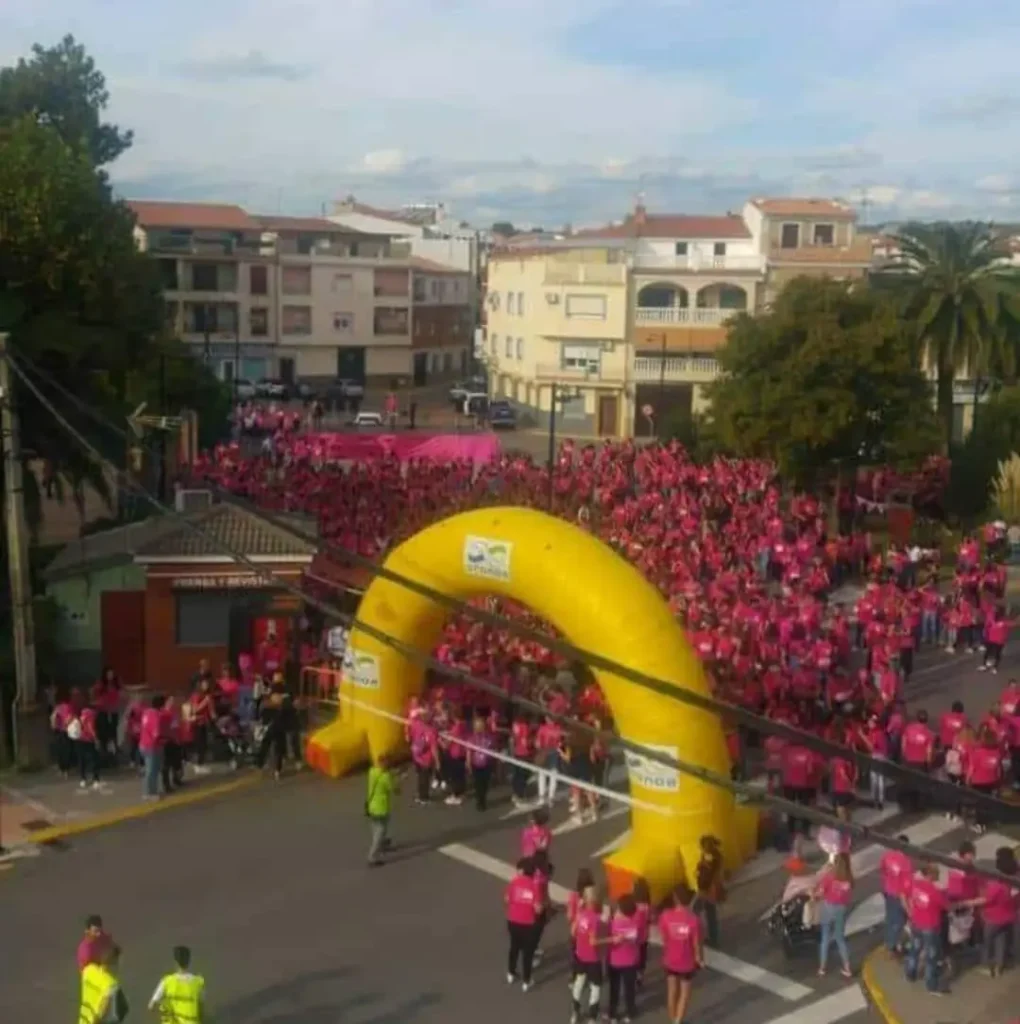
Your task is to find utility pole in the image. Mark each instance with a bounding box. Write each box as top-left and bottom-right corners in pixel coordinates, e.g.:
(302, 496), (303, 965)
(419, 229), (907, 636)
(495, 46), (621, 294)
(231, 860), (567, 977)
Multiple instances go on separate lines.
(547, 382), (558, 510)
(0, 334), (38, 763)
(159, 351), (169, 503)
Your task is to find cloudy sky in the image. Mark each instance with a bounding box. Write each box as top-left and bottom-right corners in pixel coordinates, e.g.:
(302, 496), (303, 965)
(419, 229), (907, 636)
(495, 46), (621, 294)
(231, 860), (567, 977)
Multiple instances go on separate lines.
(3, 0), (1020, 227)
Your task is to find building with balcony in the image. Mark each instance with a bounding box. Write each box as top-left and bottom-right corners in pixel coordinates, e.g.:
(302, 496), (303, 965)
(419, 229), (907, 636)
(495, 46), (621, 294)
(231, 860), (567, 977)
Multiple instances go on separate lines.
(129, 201), (473, 387)
(743, 197), (872, 304)
(485, 247), (630, 436)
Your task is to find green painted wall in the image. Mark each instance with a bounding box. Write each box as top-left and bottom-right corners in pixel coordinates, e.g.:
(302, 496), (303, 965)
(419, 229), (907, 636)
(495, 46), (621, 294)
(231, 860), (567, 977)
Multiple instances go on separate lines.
(46, 562), (147, 684)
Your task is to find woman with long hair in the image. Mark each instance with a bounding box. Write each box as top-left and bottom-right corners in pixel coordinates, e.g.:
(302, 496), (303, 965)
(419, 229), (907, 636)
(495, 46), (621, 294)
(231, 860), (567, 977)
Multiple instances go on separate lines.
(815, 851), (854, 978)
(658, 884), (704, 1024)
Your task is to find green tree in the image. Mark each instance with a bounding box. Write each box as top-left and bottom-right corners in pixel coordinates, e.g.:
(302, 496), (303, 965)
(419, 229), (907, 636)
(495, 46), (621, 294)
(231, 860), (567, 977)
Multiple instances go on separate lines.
(705, 278), (940, 487)
(0, 37), (229, 531)
(875, 221), (1020, 450)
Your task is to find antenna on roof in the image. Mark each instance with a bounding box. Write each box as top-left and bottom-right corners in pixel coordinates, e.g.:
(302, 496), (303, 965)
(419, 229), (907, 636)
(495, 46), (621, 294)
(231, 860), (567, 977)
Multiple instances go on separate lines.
(855, 186), (871, 226)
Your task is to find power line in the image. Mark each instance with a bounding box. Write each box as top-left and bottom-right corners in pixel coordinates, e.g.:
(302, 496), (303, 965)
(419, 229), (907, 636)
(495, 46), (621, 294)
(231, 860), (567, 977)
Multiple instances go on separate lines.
(6, 349), (1020, 886)
(9, 342), (1020, 824)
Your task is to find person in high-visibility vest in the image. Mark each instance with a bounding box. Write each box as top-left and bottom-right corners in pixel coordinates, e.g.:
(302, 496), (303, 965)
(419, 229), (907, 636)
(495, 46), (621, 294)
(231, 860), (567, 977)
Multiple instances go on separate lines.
(79, 943), (123, 1023)
(148, 945), (205, 1023)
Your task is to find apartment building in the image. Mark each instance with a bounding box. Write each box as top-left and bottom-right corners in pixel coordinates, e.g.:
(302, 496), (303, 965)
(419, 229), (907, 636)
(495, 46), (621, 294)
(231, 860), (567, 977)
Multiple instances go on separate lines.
(129, 201), (473, 387)
(484, 195), (873, 438)
(742, 197), (872, 304)
(485, 247), (630, 436)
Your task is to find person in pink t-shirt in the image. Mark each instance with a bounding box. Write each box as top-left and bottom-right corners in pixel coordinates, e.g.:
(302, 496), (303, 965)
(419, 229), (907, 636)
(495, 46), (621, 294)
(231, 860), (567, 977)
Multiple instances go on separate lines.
(50, 694), (74, 776)
(504, 858), (543, 991)
(904, 861), (949, 992)
(570, 882), (605, 1023)
(606, 894), (641, 1021)
(972, 847), (1019, 976)
(76, 914), (113, 971)
(813, 852), (854, 978)
(139, 695), (167, 800)
(966, 728), (1004, 833)
(521, 807), (552, 859)
(658, 884), (704, 1024)
(631, 877), (652, 986)
(878, 839), (912, 953)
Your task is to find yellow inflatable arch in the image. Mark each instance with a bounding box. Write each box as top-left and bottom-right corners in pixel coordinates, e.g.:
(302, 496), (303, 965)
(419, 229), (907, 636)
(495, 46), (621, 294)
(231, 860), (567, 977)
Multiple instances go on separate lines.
(307, 506), (755, 898)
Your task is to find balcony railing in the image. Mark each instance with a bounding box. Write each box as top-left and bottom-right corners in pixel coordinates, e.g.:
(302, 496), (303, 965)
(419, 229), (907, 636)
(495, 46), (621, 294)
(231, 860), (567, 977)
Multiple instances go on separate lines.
(534, 362), (625, 384)
(543, 264), (627, 286)
(634, 306), (738, 327)
(634, 252), (765, 272)
(633, 356), (720, 384)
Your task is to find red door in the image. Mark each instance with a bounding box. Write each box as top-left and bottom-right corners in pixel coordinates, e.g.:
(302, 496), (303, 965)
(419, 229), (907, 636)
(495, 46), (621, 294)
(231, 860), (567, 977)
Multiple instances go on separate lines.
(101, 591), (146, 685)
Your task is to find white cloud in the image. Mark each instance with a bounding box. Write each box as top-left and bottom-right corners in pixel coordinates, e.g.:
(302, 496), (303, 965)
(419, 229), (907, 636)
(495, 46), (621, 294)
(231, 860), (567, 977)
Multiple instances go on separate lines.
(2, 0), (1019, 222)
(976, 174), (1018, 194)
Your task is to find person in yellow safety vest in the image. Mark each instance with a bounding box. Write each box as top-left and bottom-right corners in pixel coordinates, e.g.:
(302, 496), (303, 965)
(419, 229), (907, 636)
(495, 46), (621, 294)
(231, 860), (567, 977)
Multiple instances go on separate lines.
(148, 945), (205, 1023)
(79, 944), (124, 1023)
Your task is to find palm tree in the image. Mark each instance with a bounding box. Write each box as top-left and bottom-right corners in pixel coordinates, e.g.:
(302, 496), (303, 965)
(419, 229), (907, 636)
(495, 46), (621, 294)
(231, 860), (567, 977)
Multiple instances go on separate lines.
(877, 221), (1020, 449)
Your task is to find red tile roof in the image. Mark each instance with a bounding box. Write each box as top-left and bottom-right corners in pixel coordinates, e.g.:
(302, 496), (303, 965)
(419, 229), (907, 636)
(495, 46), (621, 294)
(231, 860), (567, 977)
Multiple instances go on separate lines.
(256, 214), (358, 233)
(127, 200), (258, 231)
(578, 213), (750, 240)
(751, 197), (856, 219)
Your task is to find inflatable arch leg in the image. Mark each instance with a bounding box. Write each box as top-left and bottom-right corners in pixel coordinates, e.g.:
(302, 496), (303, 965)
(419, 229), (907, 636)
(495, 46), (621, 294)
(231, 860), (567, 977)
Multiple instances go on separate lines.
(307, 506), (756, 899)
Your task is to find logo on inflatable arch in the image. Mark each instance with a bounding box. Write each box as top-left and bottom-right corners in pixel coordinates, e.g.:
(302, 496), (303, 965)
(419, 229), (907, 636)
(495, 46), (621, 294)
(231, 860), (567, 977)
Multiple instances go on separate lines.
(341, 648), (381, 689)
(462, 535), (513, 582)
(625, 744), (681, 793)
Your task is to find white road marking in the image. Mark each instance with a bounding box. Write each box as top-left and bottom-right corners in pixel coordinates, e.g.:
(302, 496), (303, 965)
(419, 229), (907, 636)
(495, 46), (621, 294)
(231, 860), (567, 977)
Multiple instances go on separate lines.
(759, 985), (867, 1024)
(0, 784), (61, 820)
(438, 841), (812, 1002)
(592, 829), (631, 858)
(553, 804), (628, 837)
(734, 804), (900, 888)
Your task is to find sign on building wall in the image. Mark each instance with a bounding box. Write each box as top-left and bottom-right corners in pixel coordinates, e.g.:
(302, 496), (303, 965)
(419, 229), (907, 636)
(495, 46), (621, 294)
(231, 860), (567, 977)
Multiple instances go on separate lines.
(171, 574), (274, 589)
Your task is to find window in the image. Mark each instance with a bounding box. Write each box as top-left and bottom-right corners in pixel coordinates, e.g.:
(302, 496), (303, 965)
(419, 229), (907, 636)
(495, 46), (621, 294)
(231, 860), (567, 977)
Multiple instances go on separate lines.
(491, 333), (498, 355)
(507, 292), (517, 314)
(562, 343), (601, 373)
(517, 292), (525, 315)
(713, 242), (727, 257)
(250, 264), (268, 295)
(250, 307), (269, 336)
(813, 223), (835, 246)
(281, 266), (311, 295)
(560, 395), (586, 419)
(374, 307), (409, 335)
(373, 269), (409, 297)
(296, 235), (315, 255)
(430, 280), (440, 299)
(564, 294), (607, 320)
(190, 262), (219, 291)
(443, 351), (453, 372)
(505, 336), (513, 357)
(332, 273), (353, 292)
(156, 258), (178, 290)
(413, 276), (427, 302)
(515, 337), (524, 360)
(780, 223), (800, 249)
(333, 311), (354, 333)
(282, 305), (312, 335)
(674, 242), (688, 256)
(175, 592), (230, 646)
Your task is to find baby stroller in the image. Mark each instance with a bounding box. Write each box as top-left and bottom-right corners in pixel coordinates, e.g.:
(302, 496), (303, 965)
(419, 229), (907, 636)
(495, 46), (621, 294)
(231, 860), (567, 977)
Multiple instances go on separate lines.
(215, 713), (252, 769)
(765, 866), (822, 959)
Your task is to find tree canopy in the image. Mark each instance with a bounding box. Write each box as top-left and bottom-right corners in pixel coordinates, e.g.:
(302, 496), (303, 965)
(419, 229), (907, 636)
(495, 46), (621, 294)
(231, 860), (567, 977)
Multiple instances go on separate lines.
(873, 220), (1020, 450)
(704, 278), (941, 487)
(0, 36), (229, 530)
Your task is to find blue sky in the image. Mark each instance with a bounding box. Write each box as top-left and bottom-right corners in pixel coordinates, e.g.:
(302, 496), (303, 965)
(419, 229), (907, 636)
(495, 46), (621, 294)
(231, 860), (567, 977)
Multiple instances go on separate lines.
(3, 0), (1020, 227)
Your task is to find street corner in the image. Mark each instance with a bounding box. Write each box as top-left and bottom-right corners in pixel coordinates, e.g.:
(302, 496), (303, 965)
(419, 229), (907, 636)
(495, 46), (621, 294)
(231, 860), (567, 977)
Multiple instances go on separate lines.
(2, 767), (264, 850)
(860, 947), (904, 1024)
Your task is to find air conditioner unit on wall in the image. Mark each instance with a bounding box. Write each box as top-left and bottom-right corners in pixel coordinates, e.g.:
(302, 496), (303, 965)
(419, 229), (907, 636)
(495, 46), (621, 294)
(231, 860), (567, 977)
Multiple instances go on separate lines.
(175, 489), (214, 513)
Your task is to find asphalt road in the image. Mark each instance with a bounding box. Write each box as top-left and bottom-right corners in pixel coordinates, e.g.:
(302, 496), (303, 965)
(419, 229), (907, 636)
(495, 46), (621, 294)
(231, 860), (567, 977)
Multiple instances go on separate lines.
(3, 642), (1017, 1024)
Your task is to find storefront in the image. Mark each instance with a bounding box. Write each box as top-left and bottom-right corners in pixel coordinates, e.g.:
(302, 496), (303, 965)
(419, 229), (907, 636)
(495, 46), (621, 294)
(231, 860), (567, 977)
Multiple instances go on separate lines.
(134, 504), (317, 691)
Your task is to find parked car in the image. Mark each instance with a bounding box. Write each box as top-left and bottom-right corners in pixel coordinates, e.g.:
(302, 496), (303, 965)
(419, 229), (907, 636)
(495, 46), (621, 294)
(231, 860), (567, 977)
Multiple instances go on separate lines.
(449, 377), (487, 405)
(460, 392), (489, 417)
(256, 378), (290, 399)
(352, 410), (383, 427)
(488, 399), (517, 430)
(235, 378), (257, 400)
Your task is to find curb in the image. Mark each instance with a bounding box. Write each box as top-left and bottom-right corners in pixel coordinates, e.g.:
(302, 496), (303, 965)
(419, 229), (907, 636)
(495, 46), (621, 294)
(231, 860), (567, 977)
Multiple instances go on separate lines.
(21, 773), (261, 846)
(860, 949), (905, 1024)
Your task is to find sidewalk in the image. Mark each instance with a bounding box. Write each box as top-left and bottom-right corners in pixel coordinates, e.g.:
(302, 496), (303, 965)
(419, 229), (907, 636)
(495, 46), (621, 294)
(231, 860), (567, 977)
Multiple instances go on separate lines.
(863, 946), (1020, 1023)
(1, 762), (258, 854)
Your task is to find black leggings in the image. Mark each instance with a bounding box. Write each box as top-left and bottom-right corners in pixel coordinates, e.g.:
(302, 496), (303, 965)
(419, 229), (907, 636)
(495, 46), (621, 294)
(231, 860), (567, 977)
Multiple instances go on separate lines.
(446, 756), (466, 797)
(76, 740), (99, 783)
(473, 763), (493, 810)
(257, 727), (287, 773)
(415, 762), (432, 801)
(608, 965), (637, 1018)
(507, 921), (539, 983)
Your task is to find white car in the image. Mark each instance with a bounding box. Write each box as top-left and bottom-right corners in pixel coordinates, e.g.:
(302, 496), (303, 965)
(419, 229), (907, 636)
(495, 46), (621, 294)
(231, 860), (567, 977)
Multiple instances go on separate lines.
(353, 411), (383, 427)
(235, 378), (256, 400)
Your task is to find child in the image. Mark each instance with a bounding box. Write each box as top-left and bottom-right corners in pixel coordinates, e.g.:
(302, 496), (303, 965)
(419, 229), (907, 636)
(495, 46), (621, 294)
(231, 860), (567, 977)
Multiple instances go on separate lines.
(631, 877), (651, 987)
(521, 806), (552, 859)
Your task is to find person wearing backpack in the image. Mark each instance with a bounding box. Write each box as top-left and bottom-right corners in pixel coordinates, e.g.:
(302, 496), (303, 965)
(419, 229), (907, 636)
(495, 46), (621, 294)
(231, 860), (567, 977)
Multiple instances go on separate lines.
(366, 754), (398, 867)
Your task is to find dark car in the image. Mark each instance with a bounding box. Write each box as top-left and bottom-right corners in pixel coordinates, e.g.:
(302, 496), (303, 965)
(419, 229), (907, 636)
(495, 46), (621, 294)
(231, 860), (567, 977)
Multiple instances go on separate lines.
(488, 400), (517, 430)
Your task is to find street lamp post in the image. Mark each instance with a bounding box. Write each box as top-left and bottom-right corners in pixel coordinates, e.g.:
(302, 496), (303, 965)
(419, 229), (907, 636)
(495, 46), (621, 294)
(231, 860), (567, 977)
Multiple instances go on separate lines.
(234, 302), (241, 403)
(547, 381), (558, 509)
